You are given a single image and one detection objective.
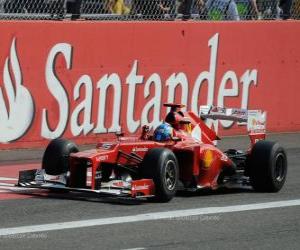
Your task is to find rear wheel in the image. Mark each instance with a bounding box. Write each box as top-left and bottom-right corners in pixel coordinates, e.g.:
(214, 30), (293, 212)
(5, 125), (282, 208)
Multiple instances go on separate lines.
(42, 138), (79, 175)
(140, 148), (179, 202)
(248, 140), (287, 192)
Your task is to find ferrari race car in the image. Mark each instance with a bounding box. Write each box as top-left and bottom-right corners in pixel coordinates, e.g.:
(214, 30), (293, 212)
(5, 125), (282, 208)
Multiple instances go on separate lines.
(18, 104), (288, 202)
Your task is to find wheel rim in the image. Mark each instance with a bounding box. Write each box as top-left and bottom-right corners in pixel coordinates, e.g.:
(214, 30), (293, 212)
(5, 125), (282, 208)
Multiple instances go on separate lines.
(275, 153), (285, 182)
(164, 160), (176, 191)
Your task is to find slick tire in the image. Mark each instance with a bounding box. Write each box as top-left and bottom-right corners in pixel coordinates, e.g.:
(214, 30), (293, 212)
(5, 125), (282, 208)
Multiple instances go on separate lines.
(140, 148), (179, 202)
(248, 140), (287, 192)
(42, 138), (79, 175)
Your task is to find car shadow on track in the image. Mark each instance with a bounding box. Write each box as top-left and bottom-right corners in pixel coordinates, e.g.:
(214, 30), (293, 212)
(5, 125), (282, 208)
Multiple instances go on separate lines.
(176, 187), (255, 198)
(9, 189), (145, 205)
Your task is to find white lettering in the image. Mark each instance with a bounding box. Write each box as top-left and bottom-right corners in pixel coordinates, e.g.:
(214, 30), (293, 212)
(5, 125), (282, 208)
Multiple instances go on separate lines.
(133, 147), (148, 152)
(126, 60), (144, 133)
(191, 33), (219, 115)
(94, 73), (121, 133)
(96, 155), (109, 161)
(218, 71), (239, 128)
(191, 33), (219, 133)
(1, 34), (259, 143)
(71, 75), (94, 136)
(166, 73), (188, 112)
(240, 70), (258, 109)
(141, 73), (162, 129)
(42, 43), (71, 139)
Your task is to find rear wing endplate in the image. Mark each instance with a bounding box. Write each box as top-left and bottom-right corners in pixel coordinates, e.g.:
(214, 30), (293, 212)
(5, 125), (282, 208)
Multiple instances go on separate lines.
(200, 106), (267, 134)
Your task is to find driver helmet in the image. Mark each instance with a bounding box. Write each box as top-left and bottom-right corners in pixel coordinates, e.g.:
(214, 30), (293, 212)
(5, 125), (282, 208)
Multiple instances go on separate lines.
(153, 123), (173, 141)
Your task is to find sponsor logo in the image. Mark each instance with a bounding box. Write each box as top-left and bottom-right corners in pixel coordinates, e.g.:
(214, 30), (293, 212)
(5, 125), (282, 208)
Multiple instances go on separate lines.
(220, 155), (228, 161)
(101, 143), (113, 150)
(0, 39), (34, 143)
(132, 147), (148, 152)
(0, 33), (258, 144)
(132, 184), (149, 191)
(203, 150), (214, 169)
(247, 110), (266, 133)
(95, 171), (102, 180)
(96, 155), (108, 161)
(112, 181), (124, 187)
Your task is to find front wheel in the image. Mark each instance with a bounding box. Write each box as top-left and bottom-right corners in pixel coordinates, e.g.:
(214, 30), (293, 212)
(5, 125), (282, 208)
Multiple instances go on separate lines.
(42, 138), (79, 175)
(248, 140), (287, 192)
(140, 148), (179, 202)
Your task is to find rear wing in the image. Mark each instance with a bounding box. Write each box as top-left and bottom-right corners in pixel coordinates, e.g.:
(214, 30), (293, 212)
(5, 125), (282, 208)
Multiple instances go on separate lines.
(199, 106), (267, 134)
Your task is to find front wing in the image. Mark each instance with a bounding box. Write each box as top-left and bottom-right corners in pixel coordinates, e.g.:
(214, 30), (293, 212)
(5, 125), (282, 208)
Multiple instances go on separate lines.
(17, 169), (155, 199)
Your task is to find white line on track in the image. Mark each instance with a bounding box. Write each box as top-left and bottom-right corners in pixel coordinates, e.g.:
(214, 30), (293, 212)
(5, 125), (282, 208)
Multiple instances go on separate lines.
(0, 177), (17, 181)
(0, 187), (31, 191)
(0, 182), (37, 191)
(0, 199), (299, 236)
(0, 182), (15, 187)
(121, 248), (146, 250)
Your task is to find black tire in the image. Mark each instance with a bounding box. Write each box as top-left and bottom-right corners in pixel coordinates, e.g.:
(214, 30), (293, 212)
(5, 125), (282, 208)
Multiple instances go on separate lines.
(248, 140), (287, 192)
(42, 138), (79, 175)
(140, 148), (179, 202)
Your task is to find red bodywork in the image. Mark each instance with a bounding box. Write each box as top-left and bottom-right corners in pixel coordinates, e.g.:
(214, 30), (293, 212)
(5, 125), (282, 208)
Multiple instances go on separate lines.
(68, 109), (236, 198)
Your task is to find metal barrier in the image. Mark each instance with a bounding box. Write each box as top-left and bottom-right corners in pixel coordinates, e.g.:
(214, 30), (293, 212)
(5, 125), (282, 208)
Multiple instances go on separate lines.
(0, 0), (299, 20)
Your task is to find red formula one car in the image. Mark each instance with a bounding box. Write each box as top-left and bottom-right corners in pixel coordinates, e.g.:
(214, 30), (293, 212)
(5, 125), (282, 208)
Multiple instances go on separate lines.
(18, 104), (288, 202)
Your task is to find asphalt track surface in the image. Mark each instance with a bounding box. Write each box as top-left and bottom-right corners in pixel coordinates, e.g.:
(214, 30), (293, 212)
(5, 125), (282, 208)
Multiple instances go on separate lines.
(0, 133), (299, 250)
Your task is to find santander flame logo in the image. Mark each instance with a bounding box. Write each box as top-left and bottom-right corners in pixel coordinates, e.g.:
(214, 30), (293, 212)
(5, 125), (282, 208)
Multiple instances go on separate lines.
(0, 38), (34, 143)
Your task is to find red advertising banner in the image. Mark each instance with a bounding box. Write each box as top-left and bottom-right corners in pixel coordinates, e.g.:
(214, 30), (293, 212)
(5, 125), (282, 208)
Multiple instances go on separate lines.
(0, 21), (299, 150)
